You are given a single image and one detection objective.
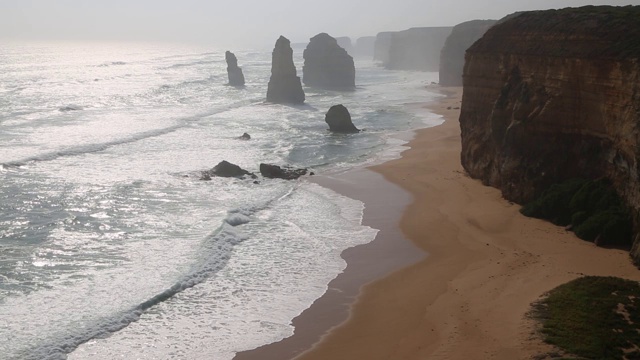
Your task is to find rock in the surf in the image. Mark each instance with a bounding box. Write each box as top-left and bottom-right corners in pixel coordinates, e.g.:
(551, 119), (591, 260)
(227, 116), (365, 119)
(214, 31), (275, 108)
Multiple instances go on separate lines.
(259, 163), (308, 180)
(201, 160), (254, 180)
(325, 104), (359, 133)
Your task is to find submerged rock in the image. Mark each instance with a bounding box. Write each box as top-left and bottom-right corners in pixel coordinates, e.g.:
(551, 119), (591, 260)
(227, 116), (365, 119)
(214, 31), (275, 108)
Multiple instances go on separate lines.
(325, 104), (359, 133)
(225, 51), (245, 87)
(259, 163), (308, 180)
(201, 160), (254, 180)
(303, 33), (355, 90)
(266, 36), (305, 104)
(238, 132), (251, 140)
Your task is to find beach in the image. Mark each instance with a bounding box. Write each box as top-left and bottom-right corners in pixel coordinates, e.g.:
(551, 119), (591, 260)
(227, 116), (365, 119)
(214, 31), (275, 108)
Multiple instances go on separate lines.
(239, 86), (640, 360)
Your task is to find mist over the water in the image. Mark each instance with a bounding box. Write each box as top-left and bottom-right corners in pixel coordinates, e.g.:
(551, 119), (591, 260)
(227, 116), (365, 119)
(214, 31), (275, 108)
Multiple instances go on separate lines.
(1, 0), (639, 47)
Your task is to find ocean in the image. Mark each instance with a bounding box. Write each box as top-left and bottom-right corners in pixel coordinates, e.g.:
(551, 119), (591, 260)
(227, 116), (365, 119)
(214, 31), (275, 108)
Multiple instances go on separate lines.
(0, 41), (441, 359)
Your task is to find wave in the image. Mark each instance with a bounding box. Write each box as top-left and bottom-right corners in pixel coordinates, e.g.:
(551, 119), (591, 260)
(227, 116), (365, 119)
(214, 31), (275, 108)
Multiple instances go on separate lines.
(96, 61), (127, 67)
(1, 97), (265, 168)
(165, 59), (220, 69)
(17, 186), (297, 360)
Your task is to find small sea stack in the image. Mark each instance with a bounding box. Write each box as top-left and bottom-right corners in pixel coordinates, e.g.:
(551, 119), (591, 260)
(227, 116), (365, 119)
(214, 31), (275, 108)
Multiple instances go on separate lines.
(303, 33), (355, 90)
(325, 104), (359, 133)
(266, 36), (305, 104)
(225, 51), (245, 87)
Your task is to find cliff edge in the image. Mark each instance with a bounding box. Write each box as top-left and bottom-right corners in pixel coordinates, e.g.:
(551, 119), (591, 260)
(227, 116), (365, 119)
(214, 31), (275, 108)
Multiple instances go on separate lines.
(459, 6), (640, 261)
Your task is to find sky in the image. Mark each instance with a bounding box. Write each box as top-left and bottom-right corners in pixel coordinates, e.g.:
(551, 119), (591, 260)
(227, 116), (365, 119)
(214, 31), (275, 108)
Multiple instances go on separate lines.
(1, 0), (639, 49)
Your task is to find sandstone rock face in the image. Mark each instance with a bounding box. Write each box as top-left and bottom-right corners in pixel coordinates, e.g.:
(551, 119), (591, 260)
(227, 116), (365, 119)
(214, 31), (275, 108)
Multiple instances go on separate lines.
(459, 6), (640, 261)
(225, 51), (245, 87)
(325, 104), (359, 133)
(376, 27), (452, 71)
(303, 33), (355, 90)
(266, 36), (305, 104)
(439, 20), (496, 86)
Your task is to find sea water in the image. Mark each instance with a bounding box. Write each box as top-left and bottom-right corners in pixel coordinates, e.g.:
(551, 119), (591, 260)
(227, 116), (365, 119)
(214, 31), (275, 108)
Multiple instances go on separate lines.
(0, 41), (442, 359)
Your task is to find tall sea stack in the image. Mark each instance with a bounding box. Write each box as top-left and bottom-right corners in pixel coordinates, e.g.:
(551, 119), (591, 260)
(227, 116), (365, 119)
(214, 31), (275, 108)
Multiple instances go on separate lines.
(439, 20), (496, 86)
(459, 6), (640, 261)
(225, 51), (245, 87)
(266, 36), (305, 104)
(303, 33), (355, 90)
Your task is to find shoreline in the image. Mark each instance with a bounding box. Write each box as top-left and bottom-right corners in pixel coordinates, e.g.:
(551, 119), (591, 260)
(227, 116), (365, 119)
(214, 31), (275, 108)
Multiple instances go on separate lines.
(237, 85), (640, 360)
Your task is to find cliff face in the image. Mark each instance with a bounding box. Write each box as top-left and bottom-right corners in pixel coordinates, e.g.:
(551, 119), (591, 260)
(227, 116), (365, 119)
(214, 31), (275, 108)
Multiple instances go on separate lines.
(354, 36), (376, 58)
(459, 6), (640, 260)
(439, 20), (496, 86)
(303, 33), (355, 90)
(374, 32), (394, 63)
(266, 36), (305, 104)
(381, 27), (453, 71)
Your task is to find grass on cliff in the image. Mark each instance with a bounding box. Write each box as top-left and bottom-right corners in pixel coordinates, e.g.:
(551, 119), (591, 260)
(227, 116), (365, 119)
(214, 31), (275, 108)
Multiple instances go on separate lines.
(520, 178), (633, 247)
(532, 276), (640, 360)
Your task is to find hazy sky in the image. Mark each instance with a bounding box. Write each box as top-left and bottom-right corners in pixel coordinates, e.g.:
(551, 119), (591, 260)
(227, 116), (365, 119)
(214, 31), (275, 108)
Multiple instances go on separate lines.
(1, 0), (639, 48)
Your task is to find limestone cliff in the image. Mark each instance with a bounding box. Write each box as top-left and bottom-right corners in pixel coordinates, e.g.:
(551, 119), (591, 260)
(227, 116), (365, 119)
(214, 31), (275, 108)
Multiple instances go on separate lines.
(459, 6), (640, 260)
(354, 36), (376, 58)
(380, 27), (452, 71)
(225, 51), (245, 87)
(303, 33), (355, 90)
(374, 32), (394, 63)
(439, 20), (496, 86)
(267, 36), (305, 104)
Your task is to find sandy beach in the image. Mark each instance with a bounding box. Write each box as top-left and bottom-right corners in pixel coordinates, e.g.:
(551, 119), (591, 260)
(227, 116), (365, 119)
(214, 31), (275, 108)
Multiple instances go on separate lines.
(237, 86), (640, 360)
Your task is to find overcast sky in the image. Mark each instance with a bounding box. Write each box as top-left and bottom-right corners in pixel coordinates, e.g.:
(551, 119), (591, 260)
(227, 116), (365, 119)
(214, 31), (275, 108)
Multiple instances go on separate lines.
(1, 0), (639, 48)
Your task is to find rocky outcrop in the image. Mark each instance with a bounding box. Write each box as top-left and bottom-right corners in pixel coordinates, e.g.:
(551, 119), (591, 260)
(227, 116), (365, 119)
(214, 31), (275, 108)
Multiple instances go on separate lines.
(259, 164), (308, 180)
(325, 105), (359, 133)
(266, 36), (305, 104)
(225, 51), (245, 87)
(354, 36), (376, 58)
(303, 33), (355, 90)
(201, 161), (254, 180)
(238, 133), (251, 140)
(376, 27), (453, 71)
(459, 6), (640, 261)
(439, 20), (496, 86)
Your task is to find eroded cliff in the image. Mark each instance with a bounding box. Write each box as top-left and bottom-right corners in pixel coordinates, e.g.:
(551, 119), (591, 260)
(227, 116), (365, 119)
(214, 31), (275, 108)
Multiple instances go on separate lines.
(383, 27), (452, 71)
(439, 20), (496, 86)
(459, 6), (640, 260)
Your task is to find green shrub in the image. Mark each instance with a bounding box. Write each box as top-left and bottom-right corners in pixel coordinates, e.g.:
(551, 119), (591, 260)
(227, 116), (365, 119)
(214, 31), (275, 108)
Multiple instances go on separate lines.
(533, 276), (640, 359)
(520, 178), (633, 247)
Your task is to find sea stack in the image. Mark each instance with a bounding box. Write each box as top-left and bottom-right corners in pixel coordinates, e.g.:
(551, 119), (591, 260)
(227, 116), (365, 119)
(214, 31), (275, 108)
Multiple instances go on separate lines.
(225, 51), (245, 87)
(325, 104), (359, 133)
(266, 36), (305, 104)
(303, 33), (355, 90)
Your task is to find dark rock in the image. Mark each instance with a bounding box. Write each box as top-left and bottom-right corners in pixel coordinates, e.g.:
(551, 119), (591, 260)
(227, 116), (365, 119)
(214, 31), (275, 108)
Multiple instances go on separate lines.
(225, 51), (245, 87)
(439, 20), (496, 86)
(325, 104), (359, 133)
(266, 36), (305, 104)
(260, 163), (308, 180)
(303, 33), (355, 90)
(374, 32), (394, 63)
(201, 160), (254, 179)
(239, 133), (251, 140)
